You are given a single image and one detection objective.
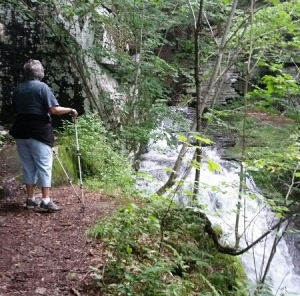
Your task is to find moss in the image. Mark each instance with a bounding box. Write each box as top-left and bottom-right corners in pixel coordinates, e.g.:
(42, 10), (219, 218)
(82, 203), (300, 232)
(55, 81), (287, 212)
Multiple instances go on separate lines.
(223, 145), (243, 160)
(208, 253), (248, 295)
(212, 224), (223, 237)
(52, 145), (77, 187)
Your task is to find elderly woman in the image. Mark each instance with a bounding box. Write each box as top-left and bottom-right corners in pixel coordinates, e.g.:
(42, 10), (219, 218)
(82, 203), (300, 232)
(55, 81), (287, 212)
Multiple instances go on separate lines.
(9, 59), (78, 212)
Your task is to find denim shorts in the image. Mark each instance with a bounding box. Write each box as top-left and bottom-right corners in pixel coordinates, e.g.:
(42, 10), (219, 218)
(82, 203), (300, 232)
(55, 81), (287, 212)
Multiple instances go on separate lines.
(16, 138), (52, 187)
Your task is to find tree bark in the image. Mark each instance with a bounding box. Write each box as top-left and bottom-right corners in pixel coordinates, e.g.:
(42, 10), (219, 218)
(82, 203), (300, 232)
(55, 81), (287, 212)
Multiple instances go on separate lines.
(193, 0), (204, 197)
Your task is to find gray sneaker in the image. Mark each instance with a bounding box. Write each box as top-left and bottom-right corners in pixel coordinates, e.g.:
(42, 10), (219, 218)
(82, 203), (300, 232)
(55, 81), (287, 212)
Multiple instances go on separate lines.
(40, 199), (62, 212)
(25, 197), (41, 208)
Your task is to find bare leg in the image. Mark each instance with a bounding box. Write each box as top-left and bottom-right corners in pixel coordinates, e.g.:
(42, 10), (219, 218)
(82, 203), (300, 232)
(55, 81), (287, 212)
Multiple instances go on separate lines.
(26, 184), (35, 198)
(41, 187), (51, 199)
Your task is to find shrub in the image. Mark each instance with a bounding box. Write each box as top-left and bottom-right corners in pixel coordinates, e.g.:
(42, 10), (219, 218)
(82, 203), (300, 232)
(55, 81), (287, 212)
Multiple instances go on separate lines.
(88, 197), (248, 295)
(56, 114), (136, 194)
(52, 144), (77, 187)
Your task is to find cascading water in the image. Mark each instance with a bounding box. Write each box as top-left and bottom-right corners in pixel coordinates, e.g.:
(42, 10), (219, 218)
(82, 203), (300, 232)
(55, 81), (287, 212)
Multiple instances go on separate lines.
(138, 138), (300, 295)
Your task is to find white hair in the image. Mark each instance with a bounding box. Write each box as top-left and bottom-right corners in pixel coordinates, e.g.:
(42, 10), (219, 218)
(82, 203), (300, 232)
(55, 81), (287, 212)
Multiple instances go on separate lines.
(23, 59), (45, 81)
(0, 23), (4, 36)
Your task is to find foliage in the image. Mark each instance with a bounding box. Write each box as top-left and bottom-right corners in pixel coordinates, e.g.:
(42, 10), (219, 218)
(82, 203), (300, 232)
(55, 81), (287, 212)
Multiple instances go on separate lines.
(231, 0), (300, 62)
(56, 114), (136, 194)
(248, 63), (300, 117)
(227, 0), (300, 118)
(88, 197), (248, 295)
(209, 253), (247, 294)
(52, 144), (77, 187)
(207, 108), (299, 205)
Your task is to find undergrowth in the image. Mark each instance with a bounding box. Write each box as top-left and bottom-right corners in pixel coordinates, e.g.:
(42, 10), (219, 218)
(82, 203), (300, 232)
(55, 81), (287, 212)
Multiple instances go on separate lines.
(206, 107), (299, 203)
(56, 114), (136, 195)
(88, 197), (248, 296)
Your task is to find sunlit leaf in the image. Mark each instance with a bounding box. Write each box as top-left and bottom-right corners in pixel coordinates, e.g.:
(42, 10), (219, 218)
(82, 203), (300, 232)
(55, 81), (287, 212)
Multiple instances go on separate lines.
(208, 160), (221, 172)
(177, 135), (188, 142)
(164, 167), (176, 173)
(183, 189), (196, 197)
(194, 135), (213, 144)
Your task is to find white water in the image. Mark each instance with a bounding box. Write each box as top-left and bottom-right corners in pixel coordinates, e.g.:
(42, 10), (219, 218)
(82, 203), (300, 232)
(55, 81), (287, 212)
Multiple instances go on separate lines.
(138, 139), (300, 295)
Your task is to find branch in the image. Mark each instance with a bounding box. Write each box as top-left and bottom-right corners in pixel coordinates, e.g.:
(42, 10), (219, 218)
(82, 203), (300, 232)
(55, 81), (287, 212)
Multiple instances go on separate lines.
(201, 208), (296, 256)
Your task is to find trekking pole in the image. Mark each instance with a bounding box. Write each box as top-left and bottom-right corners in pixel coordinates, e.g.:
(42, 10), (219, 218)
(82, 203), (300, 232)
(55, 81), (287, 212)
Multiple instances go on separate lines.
(52, 148), (82, 204)
(74, 117), (85, 213)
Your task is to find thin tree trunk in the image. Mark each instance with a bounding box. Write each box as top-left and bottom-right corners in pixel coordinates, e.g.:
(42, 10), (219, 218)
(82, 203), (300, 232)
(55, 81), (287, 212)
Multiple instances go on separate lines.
(193, 0), (204, 197)
(253, 219), (291, 295)
(234, 0), (254, 248)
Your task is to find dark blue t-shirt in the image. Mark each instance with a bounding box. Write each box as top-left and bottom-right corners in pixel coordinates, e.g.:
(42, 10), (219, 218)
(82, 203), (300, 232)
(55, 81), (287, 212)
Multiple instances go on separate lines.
(12, 80), (58, 115)
(9, 80), (59, 147)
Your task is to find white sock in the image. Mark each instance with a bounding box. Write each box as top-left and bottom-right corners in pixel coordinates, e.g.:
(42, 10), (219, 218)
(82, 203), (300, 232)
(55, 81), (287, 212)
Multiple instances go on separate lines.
(42, 197), (51, 204)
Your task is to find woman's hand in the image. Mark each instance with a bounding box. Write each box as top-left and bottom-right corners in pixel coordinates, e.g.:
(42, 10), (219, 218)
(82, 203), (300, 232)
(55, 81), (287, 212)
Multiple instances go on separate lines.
(69, 108), (78, 118)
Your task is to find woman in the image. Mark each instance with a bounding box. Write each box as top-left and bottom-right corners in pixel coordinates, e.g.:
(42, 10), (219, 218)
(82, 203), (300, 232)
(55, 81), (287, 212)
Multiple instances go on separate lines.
(9, 59), (78, 212)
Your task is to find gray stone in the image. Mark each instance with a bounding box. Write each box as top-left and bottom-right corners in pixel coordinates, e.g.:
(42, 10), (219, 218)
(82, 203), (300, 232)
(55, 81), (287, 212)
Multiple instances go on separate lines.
(35, 287), (47, 295)
(66, 271), (79, 281)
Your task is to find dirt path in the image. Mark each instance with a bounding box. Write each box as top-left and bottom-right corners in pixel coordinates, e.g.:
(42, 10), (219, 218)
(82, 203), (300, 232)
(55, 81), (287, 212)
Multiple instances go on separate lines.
(0, 145), (115, 296)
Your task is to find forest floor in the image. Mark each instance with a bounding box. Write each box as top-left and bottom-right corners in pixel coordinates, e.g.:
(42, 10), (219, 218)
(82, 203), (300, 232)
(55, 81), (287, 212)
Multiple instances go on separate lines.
(248, 109), (295, 126)
(0, 143), (118, 296)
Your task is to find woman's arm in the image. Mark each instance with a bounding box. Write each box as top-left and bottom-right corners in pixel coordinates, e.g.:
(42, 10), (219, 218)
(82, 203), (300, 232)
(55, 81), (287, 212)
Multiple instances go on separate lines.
(49, 106), (78, 117)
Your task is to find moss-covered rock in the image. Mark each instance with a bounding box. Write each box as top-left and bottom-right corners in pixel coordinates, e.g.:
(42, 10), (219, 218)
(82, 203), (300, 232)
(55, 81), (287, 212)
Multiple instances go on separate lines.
(223, 145), (243, 161)
(52, 145), (77, 187)
(208, 253), (248, 295)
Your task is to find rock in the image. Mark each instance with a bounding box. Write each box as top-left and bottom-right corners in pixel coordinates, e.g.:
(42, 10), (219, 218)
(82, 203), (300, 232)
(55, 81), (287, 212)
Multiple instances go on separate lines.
(35, 287), (47, 295)
(66, 271), (79, 281)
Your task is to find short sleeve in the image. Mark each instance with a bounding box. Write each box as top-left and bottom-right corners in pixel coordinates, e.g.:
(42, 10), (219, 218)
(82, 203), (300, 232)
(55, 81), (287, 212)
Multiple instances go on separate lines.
(41, 84), (59, 108)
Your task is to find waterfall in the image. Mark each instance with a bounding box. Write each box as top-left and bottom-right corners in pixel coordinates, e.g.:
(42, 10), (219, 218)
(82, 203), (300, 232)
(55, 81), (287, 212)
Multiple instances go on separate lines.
(138, 138), (300, 295)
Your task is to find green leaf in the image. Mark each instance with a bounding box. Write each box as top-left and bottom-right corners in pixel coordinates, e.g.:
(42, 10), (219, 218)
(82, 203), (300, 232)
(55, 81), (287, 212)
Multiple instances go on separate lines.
(177, 135), (188, 142)
(193, 135), (213, 144)
(164, 167), (176, 173)
(208, 160), (221, 172)
(183, 189), (196, 197)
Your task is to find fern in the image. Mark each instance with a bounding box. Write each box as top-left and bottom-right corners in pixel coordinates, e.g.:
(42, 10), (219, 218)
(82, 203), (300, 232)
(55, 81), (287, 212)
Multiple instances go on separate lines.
(199, 273), (222, 296)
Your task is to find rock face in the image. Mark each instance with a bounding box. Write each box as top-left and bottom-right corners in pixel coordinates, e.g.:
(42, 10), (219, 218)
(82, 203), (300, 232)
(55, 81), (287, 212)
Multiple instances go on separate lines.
(183, 64), (242, 107)
(0, 4), (86, 125)
(0, 3), (132, 130)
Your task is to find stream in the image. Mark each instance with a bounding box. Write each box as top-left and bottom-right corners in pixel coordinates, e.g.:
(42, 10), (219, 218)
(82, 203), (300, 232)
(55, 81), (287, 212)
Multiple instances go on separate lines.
(138, 137), (300, 295)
